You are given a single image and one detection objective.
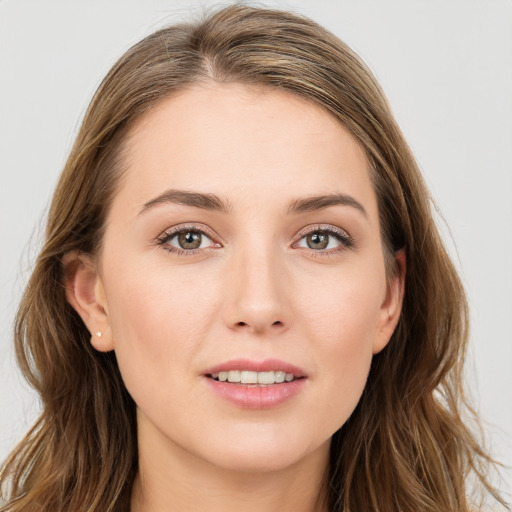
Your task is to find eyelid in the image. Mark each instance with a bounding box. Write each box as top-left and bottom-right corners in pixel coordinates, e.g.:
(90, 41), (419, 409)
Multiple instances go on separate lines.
(292, 224), (355, 252)
(156, 223), (222, 253)
(155, 222), (354, 256)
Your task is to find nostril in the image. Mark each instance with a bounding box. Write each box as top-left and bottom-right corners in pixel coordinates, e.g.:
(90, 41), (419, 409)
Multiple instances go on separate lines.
(235, 320), (282, 328)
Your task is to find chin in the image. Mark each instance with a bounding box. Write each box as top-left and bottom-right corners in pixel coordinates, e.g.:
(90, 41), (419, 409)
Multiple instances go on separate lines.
(196, 427), (329, 474)
(207, 450), (308, 474)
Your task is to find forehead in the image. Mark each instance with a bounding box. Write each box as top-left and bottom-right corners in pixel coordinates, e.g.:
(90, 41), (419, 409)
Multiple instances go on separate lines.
(116, 82), (377, 218)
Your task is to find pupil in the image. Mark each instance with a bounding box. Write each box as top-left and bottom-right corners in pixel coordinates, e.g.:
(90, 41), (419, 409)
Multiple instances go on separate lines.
(178, 231), (201, 249)
(307, 231), (328, 250)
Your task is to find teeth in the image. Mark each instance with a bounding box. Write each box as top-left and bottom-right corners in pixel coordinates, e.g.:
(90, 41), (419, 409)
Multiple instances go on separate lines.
(257, 371), (274, 384)
(211, 370), (298, 384)
(227, 370), (241, 383)
(275, 371), (286, 383)
(240, 371), (258, 384)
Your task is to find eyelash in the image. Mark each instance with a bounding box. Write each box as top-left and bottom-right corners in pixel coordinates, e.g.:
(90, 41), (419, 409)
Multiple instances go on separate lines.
(292, 224), (355, 256)
(156, 224), (355, 257)
(156, 224), (220, 256)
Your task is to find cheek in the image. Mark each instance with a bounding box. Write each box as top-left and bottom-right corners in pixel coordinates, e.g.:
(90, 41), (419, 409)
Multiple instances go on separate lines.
(106, 254), (217, 333)
(101, 257), (219, 400)
(299, 262), (385, 347)
(297, 266), (384, 423)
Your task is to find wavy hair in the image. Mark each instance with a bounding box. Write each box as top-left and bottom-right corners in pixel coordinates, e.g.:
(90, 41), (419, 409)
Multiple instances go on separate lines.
(0, 5), (506, 511)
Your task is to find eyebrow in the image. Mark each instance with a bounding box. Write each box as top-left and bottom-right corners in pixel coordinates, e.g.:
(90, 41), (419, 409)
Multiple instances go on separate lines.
(287, 193), (367, 218)
(140, 189), (366, 218)
(141, 189), (232, 214)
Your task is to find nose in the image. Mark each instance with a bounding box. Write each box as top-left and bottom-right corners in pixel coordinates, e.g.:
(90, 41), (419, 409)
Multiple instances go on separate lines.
(221, 243), (292, 336)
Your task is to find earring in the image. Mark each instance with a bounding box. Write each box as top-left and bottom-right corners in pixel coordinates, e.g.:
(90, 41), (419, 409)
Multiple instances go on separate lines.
(96, 331), (102, 338)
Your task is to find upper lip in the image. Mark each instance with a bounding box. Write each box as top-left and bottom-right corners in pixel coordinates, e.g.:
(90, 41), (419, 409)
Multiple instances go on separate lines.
(203, 358), (307, 378)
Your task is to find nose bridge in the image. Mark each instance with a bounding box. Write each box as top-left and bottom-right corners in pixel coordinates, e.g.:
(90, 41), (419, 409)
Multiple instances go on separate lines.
(223, 232), (290, 334)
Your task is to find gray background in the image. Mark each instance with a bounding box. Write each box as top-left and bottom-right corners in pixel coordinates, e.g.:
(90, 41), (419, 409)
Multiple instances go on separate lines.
(1, 0), (511, 498)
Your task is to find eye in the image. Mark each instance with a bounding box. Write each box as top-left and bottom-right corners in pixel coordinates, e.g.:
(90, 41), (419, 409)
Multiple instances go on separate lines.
(157, 226), (220, 254)
(294, 226), (354, 253)
(171, 230), (209, 250)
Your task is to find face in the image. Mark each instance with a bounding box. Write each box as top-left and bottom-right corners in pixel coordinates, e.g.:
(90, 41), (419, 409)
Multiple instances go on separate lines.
(70, 83), (403, 474)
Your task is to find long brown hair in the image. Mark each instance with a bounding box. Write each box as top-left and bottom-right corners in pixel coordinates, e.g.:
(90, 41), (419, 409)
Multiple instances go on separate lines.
(0, 5), (506, 511)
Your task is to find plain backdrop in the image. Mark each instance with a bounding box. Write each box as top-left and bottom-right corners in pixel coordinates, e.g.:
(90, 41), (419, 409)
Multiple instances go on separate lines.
(1, 0), (511, 498)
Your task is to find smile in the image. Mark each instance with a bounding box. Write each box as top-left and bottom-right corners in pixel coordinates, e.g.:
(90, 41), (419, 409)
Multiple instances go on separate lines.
(203, 359), (308, 408)
(209, 370), (298, 385)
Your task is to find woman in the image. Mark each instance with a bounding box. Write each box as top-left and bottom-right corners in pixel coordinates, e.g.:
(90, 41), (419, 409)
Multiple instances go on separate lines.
(0, 5), (507, 511)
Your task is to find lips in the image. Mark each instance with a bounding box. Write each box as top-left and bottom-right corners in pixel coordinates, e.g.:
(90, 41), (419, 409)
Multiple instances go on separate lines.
(202, 359), (307, 409)
(210, 370), (297, 384)
(203, 358), (307, 378)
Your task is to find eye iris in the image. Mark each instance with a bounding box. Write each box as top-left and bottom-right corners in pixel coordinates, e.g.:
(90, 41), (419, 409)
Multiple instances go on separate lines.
(307, 231), (329, 250)
(178, 231), (202, 249)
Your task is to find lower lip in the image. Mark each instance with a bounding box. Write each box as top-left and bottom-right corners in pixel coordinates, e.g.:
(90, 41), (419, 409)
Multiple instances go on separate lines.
(203, 377), (307, 409)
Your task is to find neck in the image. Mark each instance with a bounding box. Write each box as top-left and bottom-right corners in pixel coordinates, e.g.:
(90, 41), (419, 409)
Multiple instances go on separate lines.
(130, 418), (330, 512)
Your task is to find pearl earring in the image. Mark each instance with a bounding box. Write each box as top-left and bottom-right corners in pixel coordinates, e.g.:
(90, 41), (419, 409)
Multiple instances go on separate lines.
(96, 331), (102, 338)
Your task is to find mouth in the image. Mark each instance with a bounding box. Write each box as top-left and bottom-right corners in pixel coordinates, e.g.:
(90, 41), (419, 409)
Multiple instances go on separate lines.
(207, 370), (302, 385)
(202, 359), (308, 408)
(203, 361), (308, 409)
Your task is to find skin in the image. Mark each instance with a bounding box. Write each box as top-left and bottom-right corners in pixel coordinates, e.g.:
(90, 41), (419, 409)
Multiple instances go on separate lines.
(65, 83), (404, 512)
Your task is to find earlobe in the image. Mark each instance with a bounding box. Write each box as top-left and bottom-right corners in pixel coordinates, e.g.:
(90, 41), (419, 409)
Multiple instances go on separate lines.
(373, 249), (406, 354)
(62, 251), (114, 352)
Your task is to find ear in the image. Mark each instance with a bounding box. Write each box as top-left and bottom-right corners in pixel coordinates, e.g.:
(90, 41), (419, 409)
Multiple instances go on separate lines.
(372, 249), (406, 354)
(62, 251), (114, 352)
